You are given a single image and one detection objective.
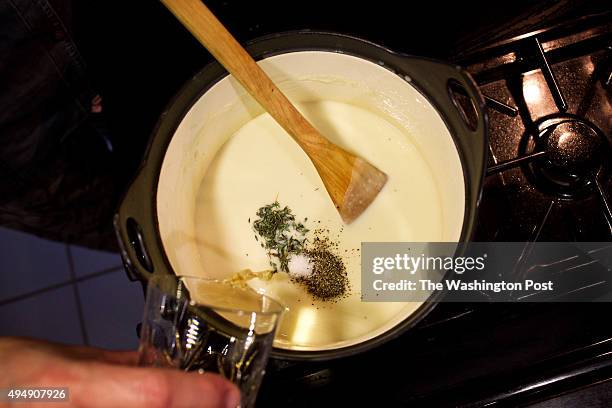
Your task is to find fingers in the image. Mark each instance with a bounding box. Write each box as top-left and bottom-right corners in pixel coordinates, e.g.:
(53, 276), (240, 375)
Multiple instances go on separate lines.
(3, 337), (139, 366)
(61, 347), (139, 366)
(97, 350), (139, 366)
(0, 338), (242, 408)
(54, 344), (139, 365)
(69, 362), (241, 408)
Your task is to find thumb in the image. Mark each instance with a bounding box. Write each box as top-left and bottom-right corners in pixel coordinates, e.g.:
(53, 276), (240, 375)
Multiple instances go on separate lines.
(68, 361), (241, 408)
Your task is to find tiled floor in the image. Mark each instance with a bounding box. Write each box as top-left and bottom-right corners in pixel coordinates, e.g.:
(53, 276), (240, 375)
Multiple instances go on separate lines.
(0, 227), (144, 349)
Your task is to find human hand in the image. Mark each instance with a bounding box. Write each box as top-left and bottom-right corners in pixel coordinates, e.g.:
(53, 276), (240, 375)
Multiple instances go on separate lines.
(0, 337), (240, 408)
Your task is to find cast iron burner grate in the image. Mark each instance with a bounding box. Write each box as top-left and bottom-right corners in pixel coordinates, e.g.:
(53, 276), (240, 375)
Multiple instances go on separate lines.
(459, 13), (612, 241)
(520, 115), (610, 199)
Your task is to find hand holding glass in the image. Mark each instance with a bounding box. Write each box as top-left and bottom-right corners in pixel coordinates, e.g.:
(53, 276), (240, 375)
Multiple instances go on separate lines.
(138, 275), (284, 408)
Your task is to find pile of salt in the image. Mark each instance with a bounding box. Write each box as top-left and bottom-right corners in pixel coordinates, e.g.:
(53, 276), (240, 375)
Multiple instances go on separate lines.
(287, 254), (313, 279)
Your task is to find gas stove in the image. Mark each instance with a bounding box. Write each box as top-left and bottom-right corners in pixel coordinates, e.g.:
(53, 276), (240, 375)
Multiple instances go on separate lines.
(257, 11), (612, 407)
(464, 12), (612, 242)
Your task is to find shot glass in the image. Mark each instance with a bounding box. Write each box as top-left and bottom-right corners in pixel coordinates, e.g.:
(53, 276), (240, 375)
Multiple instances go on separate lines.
(138, 274), (284, 408)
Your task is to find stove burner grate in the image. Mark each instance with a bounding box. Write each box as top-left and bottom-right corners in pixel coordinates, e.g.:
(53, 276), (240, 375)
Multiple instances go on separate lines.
(520, 115), (610, 199)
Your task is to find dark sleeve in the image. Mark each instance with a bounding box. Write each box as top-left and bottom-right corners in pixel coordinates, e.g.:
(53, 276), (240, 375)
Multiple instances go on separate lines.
(0, 0), (119, 250)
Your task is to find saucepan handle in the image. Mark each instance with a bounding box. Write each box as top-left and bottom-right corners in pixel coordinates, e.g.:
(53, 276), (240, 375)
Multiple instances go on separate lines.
(393, 55), (488, 229)
(114, 171), (169, 282)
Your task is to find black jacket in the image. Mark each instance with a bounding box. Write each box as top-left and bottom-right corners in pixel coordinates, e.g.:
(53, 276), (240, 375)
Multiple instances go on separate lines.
(1, 0), (118, 250)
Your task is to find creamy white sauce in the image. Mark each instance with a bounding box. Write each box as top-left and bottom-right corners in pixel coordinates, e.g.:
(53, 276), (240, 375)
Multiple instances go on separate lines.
(194, 100), (445, 350)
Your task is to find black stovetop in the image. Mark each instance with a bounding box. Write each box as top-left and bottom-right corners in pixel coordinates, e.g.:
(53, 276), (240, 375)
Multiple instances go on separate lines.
(259, 303), (612, 407)
(257, 8), (612, 408)
(468, 13), (612, 243)
(91, 1), (611, 405)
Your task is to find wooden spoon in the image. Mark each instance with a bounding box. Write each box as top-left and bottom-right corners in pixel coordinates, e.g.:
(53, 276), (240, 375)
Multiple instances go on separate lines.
(160, 0), (388, 223)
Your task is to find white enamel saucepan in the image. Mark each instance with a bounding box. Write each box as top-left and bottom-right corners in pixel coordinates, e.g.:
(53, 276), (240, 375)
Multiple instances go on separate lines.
(115, 32), (487, 360)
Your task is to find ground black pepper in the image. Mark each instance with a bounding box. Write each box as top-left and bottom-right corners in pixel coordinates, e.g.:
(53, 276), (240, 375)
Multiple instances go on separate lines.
(299, 248), (348, 300)
(292, 231), (350, 302)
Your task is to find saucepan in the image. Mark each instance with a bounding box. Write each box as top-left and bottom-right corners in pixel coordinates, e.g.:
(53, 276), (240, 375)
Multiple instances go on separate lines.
(115, 31), (487, 360)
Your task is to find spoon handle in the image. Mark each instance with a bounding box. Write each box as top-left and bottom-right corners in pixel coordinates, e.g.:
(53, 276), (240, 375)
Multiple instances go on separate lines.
(160, 0), (329, 155)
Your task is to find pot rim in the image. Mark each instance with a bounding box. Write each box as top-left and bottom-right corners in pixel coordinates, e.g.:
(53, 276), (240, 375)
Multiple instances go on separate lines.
(115, 30), (488, 361)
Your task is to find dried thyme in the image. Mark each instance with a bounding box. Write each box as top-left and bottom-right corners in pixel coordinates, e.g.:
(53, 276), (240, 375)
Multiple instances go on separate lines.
(252, 201), (308, 272)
